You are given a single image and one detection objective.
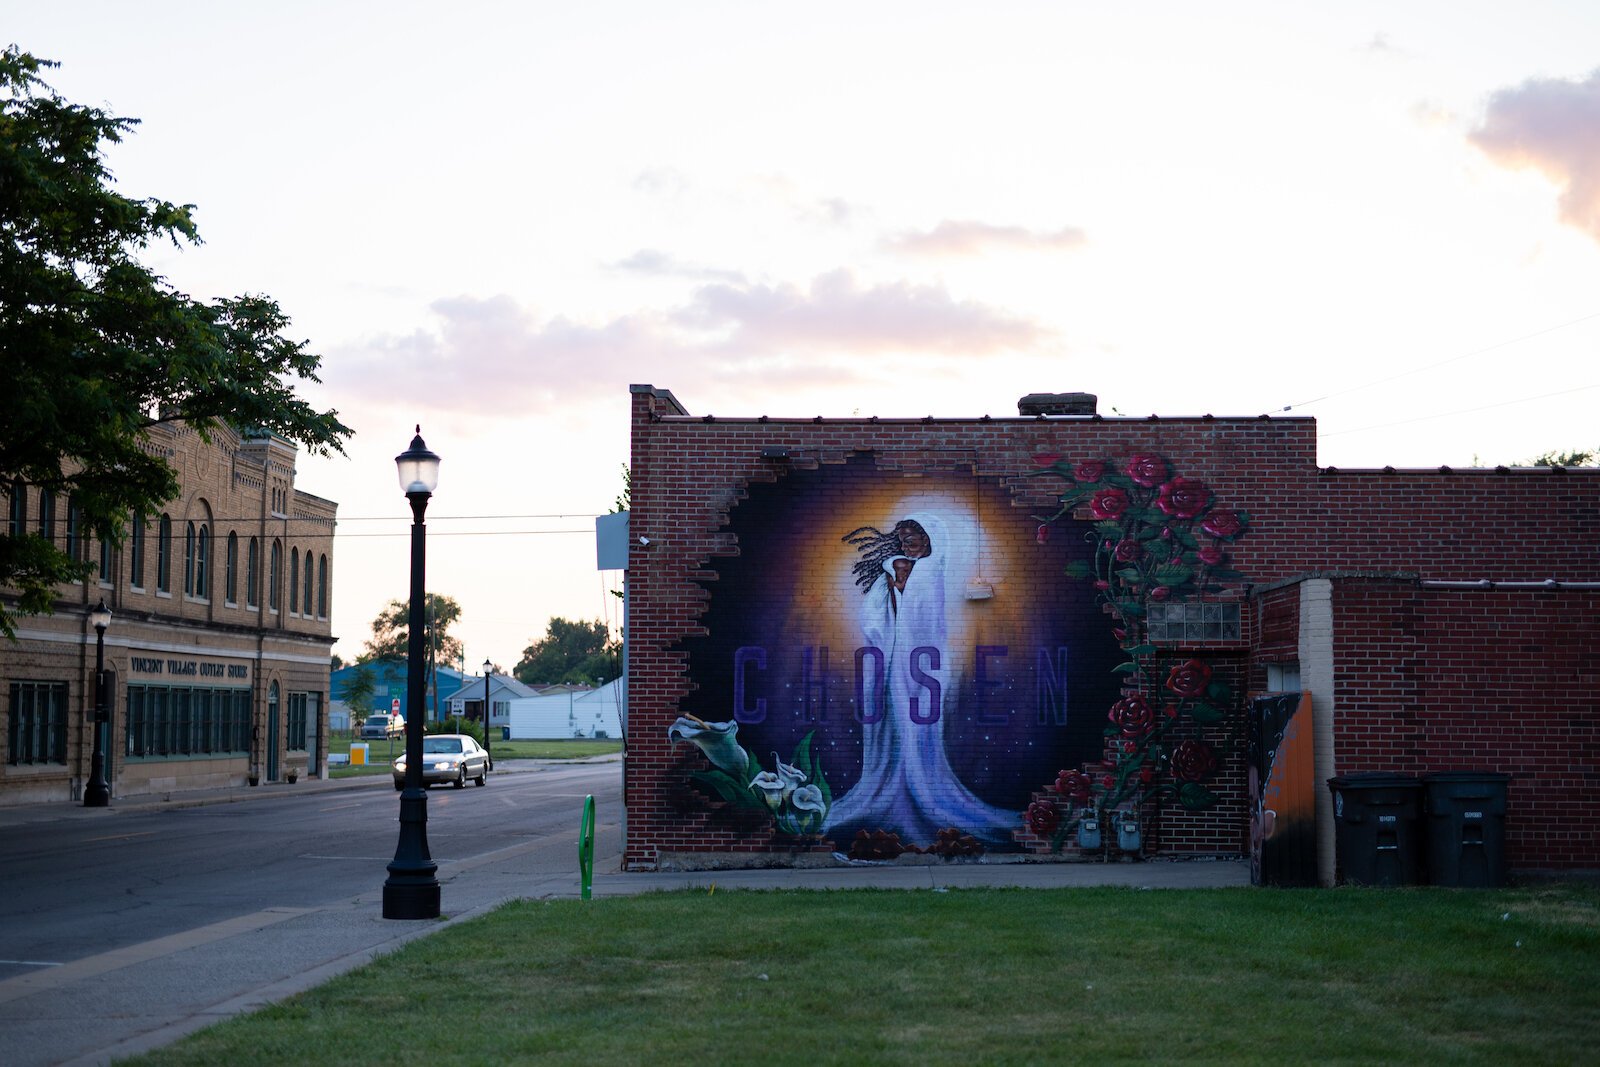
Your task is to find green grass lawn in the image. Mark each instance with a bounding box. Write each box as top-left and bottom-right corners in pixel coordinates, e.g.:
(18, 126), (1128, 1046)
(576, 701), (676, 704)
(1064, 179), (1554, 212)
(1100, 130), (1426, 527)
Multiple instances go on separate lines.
(327, 736), (622, 778)
(128, 883), (1599, 1065)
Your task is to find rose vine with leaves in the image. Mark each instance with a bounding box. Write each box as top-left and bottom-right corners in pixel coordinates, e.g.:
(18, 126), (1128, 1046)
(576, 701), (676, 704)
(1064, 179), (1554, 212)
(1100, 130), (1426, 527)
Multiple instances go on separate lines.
(1025, 453), (1250, 850)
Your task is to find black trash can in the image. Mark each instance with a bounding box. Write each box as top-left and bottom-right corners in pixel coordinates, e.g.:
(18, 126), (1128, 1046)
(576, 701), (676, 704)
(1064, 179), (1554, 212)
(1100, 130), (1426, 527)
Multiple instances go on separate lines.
(1327, 774), (1424, 886)
(1423, 772), (1510, 888)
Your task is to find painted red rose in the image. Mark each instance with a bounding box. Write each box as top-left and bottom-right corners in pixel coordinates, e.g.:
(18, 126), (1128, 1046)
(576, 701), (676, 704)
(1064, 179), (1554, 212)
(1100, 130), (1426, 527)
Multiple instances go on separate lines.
(1126, 454), (1168, 487)
(1198, 545), (1225, 566)
(1201, 511), (1245, 539)
(1074, 460), (1106, 483)
(1170, 739), (1218, 782)
(1166, 659), (1212, 697)
(1162, 702), (1179, 720)
(1139, 765), (1155, 784)
(1155, 477), (1212, 519)
(1149, 586), (1172, 601)
(1114, 539), (1142, 563)
(1090, 488), (1130, 520)
(1033, 452), (1062, 468)
(1036, 524), (1049, 544)
(1100, 773), (1115, 789)
(1026, 799), (1060, 835)
(1108, 695), (1155, 737)
(1052, 769), (1092, 801)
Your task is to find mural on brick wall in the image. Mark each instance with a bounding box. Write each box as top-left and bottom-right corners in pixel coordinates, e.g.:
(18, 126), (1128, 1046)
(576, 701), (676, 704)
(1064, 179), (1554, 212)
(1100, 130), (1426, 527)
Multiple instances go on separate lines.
(668, 452), (1249, 856)
(1022, 453), (1249, 852)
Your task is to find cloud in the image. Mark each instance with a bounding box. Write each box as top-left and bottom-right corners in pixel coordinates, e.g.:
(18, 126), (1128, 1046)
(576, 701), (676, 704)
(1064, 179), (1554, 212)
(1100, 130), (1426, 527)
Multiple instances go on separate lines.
(322, 271), (1050, 416)
(884, 219), (1088, 257)
(1470, 68), (1600, 241)
(610, 249), (746, 284)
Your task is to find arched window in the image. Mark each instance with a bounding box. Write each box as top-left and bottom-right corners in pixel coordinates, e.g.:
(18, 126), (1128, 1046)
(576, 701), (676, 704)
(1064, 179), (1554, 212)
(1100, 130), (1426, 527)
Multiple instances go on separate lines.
(289, 547), (300, 614)
(302, 552), (314, 617)
(6, 479), (24, 536)
(269, 540), (282, 611)
(99, 528), (114, 582)
(157, 514), (172, 592)
(38, 490), (55, 543)
(246, 537), (260, 608)
(195, 523), (209, 599)
(130, 513), (145, 588)
(184, 521), (196, 595)
(317, 555), (327, 618)
(226, 532), (238, 603)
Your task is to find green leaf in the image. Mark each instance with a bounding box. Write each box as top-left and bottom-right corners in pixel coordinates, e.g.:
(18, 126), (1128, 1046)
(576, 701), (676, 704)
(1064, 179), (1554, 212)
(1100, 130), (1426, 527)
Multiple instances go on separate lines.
(1095, 521), (1126, 540)
(1116, 568), (1144, 583)
(1136, 525), (1163, 541)
(1174, 528), (1200, 549)
(688, 769), (759, 808)
(1150, 564), (1194, 585)
(1178, 781), (1218, 810)
(1063, 560), (1091, 579)
(1206, 681), (1234, 702)
(1114, 601), (1146, 617)
(1189, 700), (1225, 724)
(1126, 644), (1158, 657)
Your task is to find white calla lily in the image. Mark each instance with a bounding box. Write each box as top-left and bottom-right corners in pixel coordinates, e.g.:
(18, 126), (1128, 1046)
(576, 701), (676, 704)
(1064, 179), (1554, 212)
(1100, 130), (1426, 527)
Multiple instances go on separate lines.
(667, 716), (749, 777)
(750, 771), (787, 810)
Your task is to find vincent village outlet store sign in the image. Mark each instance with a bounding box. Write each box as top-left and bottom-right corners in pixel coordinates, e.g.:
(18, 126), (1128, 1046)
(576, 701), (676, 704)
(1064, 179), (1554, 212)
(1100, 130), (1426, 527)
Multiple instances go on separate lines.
(129, 656), (252, 681)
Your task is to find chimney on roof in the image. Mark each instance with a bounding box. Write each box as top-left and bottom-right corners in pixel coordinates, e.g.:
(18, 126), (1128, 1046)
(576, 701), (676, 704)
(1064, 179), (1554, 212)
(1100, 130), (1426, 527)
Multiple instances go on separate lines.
(1018, 392), (1097, 416)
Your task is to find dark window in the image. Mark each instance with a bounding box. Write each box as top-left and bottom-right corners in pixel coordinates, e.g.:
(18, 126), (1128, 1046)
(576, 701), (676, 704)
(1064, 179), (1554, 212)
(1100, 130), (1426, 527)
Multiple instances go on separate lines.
(317, 555), (327, 617)
(303, 553), (314, 617)
(269, 541), (282, 611)
(289, 547), (299, 614)
(130, 513), (145, 588)
(226, 532), (238, 603)
(287, 691), (309, 750)
(38, 490), (55, 542)
(6, 479), (24, 536)
(8, 681), (68, 765)
(126, 685), (250, 757)
(65, 495), (81, 561)
(184, 522), (196, 595)
(1147, 601), (1243, 643)
(195, 524), (209, 599)
(99, 529), (114, 582)
(247, 537), (260, 608)
(157, 514), (172, 592)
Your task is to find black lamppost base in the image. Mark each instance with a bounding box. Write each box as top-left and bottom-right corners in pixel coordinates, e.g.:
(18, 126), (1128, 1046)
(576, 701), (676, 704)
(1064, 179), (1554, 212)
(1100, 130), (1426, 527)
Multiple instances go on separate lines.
(382, 880), (441, 920)
(84, 727), (109, 807)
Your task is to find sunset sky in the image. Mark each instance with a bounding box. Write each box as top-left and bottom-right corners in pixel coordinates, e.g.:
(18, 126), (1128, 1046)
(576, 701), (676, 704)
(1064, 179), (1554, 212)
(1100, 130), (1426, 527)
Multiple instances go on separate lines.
(12, 2), (1600, 669)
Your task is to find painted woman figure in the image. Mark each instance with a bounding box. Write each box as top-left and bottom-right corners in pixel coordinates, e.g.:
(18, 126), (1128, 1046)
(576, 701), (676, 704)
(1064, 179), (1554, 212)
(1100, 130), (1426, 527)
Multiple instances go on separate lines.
(824, 511), (1018, 846)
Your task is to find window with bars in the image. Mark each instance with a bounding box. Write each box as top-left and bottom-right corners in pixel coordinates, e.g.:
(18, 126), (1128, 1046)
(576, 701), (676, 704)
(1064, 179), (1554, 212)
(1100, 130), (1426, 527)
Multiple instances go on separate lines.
(287, 691), (311, 750)
(1147, 601), (1243, 643)
(125, 685), (251, 758)
(8, 681), (68, 765)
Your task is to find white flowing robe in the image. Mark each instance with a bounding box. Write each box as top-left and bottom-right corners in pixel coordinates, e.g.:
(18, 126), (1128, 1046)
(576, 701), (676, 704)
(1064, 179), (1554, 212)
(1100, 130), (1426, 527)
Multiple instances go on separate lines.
(825, 512), (1018, 845)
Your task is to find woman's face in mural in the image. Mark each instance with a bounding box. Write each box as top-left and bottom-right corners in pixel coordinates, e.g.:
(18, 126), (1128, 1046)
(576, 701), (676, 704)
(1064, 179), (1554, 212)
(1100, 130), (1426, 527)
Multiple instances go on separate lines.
(895, 520), (931, 560)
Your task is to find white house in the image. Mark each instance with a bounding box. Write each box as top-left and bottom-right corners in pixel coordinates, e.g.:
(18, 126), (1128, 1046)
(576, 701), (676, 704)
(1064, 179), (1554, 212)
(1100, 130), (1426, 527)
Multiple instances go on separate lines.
(508, 679), (622, 740)
(442, 675), (542, 736)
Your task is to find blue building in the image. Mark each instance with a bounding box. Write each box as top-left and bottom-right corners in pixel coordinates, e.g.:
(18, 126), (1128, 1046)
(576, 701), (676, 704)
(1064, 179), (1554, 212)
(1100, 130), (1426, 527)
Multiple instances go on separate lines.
(330, 661), (468, 724)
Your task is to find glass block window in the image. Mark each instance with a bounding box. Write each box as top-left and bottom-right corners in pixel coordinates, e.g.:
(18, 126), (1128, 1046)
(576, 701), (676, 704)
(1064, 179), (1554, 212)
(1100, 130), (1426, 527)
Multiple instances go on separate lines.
(1147, 601), (1242, 643)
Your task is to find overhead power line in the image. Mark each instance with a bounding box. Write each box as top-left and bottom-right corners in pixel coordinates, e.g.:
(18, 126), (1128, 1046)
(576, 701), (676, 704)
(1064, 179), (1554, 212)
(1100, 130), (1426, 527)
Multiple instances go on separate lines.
(1318, 382), (1600, 438)
(1277, 309), (1600, 414)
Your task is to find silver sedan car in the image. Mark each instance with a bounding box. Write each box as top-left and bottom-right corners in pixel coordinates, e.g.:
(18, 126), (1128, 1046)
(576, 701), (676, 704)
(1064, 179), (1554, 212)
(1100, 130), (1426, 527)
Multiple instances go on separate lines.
(392, 734), (490, 790)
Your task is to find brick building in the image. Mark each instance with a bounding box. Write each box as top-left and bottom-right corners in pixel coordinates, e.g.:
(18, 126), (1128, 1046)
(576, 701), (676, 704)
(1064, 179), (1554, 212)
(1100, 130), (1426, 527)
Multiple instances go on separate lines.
(623, 384), (1599, 880)
(2, 423), (337, 804)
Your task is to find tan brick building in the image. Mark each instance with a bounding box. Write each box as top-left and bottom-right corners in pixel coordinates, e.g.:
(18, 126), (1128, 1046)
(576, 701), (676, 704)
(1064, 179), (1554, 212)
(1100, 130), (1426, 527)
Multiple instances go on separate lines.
(2, 423), (337, 804)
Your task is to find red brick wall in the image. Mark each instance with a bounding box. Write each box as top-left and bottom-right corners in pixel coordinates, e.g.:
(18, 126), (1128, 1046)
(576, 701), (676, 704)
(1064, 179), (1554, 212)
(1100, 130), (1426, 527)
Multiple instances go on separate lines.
(1332, 580), (1600, 869)
(625, 386), (1600, 870)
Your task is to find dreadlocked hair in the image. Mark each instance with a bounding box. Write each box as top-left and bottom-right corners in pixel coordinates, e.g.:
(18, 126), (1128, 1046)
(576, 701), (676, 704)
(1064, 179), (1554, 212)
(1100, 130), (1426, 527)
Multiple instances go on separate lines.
(842, 520), (927, 594)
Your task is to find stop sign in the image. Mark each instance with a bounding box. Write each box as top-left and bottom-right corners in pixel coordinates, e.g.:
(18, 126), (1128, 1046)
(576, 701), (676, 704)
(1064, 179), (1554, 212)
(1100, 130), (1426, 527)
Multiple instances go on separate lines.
(391, 698), (401, 714)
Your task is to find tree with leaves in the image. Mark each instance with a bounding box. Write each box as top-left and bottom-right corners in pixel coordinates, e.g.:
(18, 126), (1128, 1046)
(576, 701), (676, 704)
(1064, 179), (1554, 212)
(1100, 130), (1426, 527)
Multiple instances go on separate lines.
(0, 48), (350, 637)
(341, 662), (377, 716)
(1518, 448), (1596, 467)
(363, 594), (464, 666)
(515, 617), (619, 686)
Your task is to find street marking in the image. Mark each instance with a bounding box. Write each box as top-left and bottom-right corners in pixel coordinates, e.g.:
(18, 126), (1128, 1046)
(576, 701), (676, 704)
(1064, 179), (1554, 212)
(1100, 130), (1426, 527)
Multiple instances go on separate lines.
(83, 831), (156, 843)
(0, 907), (313, 1005)
(0, 959), (62, 968)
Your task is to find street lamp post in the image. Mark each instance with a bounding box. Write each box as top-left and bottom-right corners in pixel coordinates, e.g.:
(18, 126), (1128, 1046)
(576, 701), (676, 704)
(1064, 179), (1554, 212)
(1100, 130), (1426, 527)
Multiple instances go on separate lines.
(83, 598), (113, 807)
(383, 427), (442, 920)
(482, 657), (493, 772)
